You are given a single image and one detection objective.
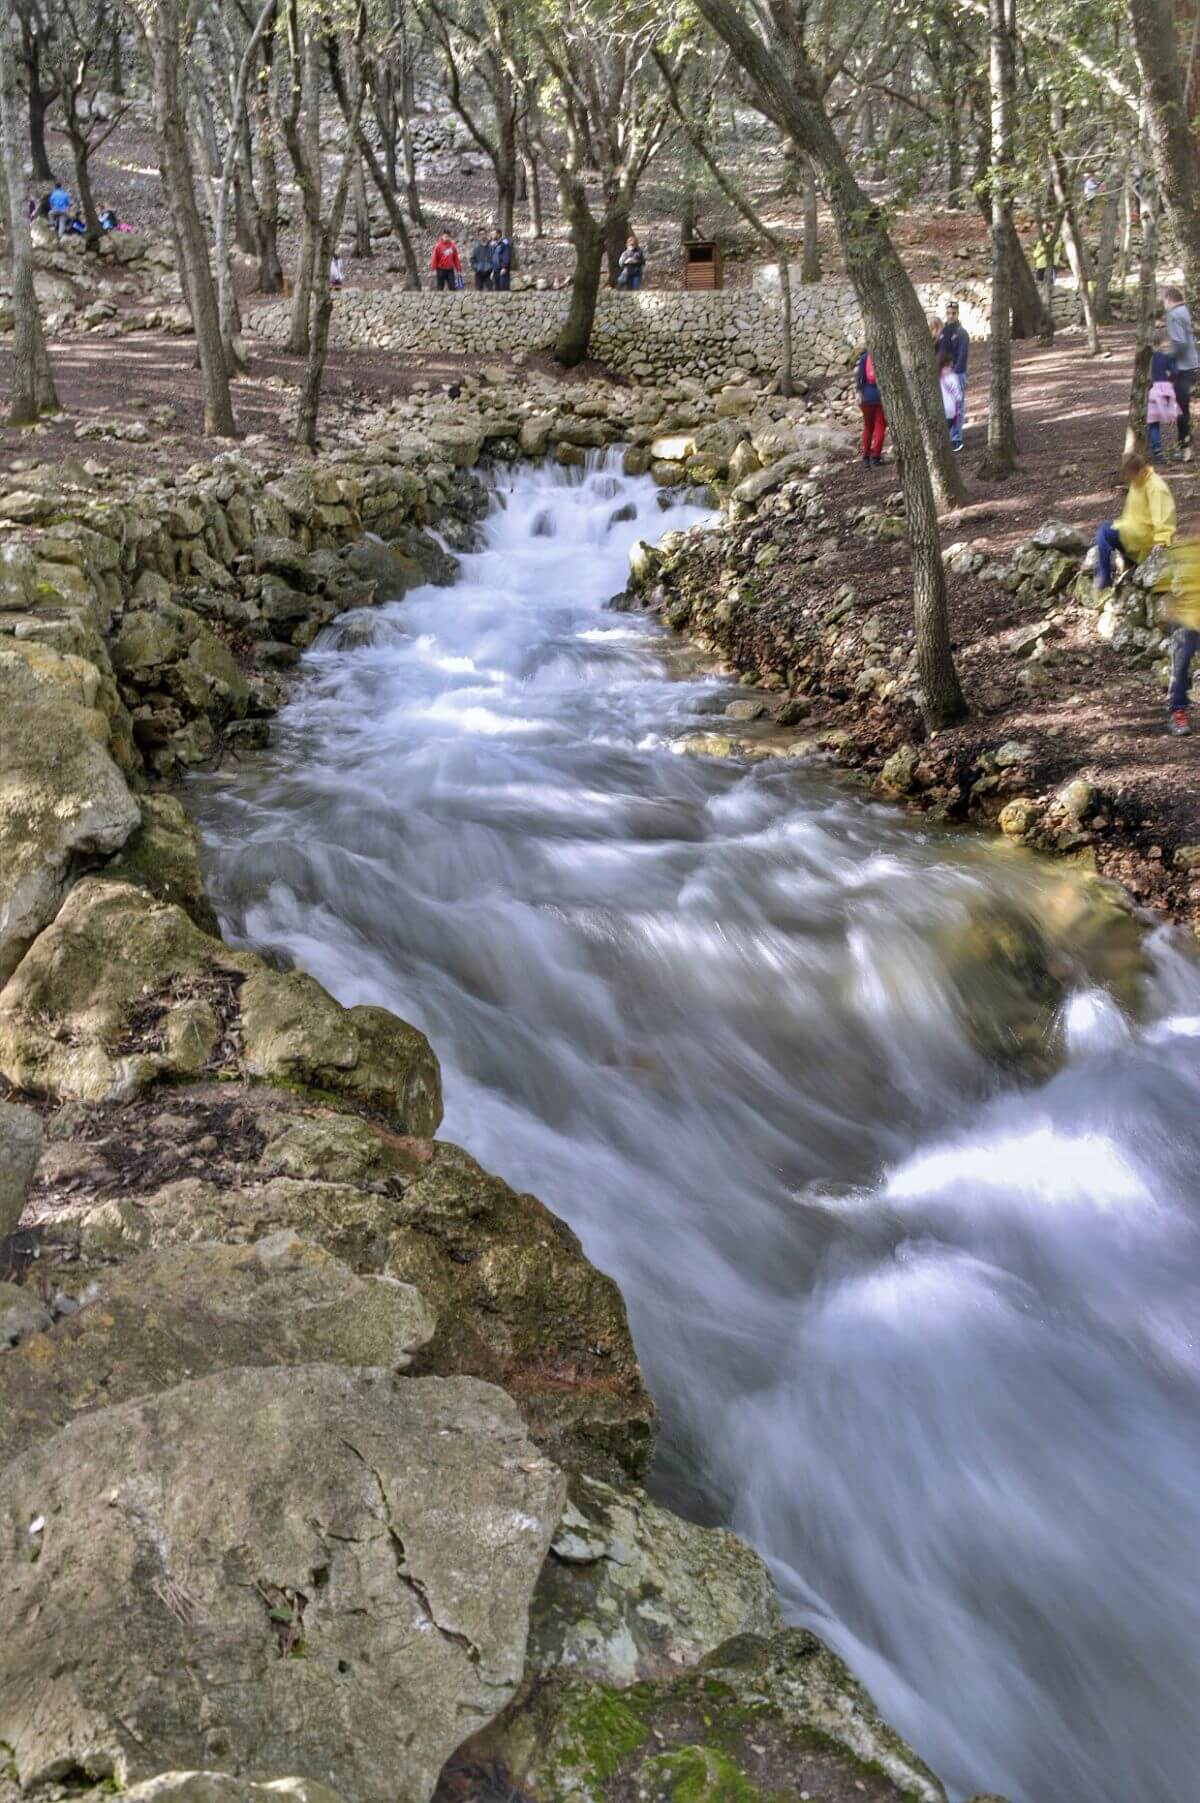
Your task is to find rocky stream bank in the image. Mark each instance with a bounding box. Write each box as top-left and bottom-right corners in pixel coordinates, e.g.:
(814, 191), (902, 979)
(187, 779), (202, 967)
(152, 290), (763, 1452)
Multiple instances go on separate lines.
(0, 370), (1015, 1803)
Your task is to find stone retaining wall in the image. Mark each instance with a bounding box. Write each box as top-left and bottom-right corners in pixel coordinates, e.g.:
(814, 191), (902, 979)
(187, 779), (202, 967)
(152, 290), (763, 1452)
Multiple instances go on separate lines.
(250, 272), (1004, 385)
(249, 290), (781, 383)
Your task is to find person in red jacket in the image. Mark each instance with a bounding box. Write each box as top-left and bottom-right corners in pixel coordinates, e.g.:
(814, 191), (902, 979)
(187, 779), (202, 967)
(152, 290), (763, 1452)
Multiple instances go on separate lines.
(430, 229), (462, 291)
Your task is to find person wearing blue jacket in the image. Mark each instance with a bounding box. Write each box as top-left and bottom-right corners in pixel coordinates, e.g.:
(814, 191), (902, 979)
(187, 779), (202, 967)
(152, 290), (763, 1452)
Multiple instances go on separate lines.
(935, 299), (969, 450)
(855, 348), (886, 464)
(47, 182), (71, 237)
(490, 228), (512, 291)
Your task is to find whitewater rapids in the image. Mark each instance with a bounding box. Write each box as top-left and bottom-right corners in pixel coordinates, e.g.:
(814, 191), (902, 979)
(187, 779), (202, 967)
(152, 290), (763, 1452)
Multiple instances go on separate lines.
(191, 456), (1200, 1803)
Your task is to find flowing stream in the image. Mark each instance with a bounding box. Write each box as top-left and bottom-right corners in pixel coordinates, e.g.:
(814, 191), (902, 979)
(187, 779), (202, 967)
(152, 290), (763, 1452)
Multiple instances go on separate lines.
(192, 458), (1200, 1803)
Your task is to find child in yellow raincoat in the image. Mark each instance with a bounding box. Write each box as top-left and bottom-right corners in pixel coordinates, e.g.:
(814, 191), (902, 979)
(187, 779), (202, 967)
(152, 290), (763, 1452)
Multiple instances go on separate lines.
(1164, 538), (1200, 734)
(1094, 450), (1176, 595)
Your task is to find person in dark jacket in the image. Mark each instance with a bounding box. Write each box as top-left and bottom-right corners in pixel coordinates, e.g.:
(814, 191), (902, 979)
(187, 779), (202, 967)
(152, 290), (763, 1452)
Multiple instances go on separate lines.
(1164, 285), (1199, 460)
(935, 299), (969, 450)
(469, 233), (493, 290)
(855, 348), (886, 464)
(617, 235), (645, 289)
(490, 228), (512, 290)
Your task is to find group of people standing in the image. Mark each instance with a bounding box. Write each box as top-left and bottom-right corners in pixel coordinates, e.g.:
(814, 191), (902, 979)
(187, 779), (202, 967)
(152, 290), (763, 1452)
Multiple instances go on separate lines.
(854, 298), (970, 463)
(428, 228), (512, 291)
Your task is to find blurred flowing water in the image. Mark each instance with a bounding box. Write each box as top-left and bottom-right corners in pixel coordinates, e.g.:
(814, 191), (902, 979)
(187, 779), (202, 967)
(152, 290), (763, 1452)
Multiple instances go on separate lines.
(192, 457), (1200, 1803)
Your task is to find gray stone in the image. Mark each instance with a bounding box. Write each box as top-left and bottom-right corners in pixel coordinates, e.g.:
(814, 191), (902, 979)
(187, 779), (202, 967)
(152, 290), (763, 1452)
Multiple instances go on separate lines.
(0, 1101), (41, 1240)
(529, 1474), (779, 1683)
(0, 1235), (437, 1461)
(0, 1367), (565, 1800)
(0, 1281), (51, 1346)
(107, 1776), (345, 1803)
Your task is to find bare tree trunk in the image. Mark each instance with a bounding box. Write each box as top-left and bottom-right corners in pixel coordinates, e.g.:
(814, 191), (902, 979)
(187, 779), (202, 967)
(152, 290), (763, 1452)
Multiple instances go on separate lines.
(25, 45), (54, 185)
(1007, 217), (1053, 340)
(352, 154), (371, 257)
(285, 27), (321, 356)
(980, 0), (1017, 478)
(801, 159), (821, 281)
(556, 183), (605, 366)
(1093, 165), (1124, 322)
(1127, 0), (1200, 302)
(1126, 161), (1159, 452)
(254, 39), (285, 293)
(1115, 171), (1134, 295)
(149, 5), (237, 435)
(0, 0), (58, 423)
(1050, 125), (1101, 354)
(521, 136), (543, 237)
(67, 131), (102, 250)
(111, 25), (123, 97)
(604, 204), (630, 287)
(694, 0), (966, 718)
(400, 60), (424, 225)
(295, 49), (366, 450)
(328, 40), (421, 288)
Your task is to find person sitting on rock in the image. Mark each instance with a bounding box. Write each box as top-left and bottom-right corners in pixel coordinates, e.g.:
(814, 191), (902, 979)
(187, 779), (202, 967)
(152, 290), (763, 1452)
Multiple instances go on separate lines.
(855, 346), (885, 465)
(1093, 447), (1176, 605)
(430, 228), (462, 292)
(470, 231), (493, 290)
(98, 206), (118, 232)
(490, 227), (512, 291)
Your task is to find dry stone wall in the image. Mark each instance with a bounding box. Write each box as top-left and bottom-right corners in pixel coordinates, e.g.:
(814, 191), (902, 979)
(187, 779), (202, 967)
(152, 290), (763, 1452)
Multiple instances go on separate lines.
(250, 273), (994, 385)
(249, 290), (781, 383)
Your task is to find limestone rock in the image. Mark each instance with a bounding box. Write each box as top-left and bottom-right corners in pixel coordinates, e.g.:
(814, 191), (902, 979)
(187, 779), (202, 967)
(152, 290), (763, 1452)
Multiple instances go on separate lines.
(104, 794), (220, 933)
(529, 1474), (779, 1683)
(104, 1775), (345, 1803)
(0, 1368), (565, 1800)
(730, 451), (811, 506)
(57, 1136), (653, 1483)
(0, 1101), (42, 1240)
(0, 1235), (436, 1462)
(0, 879), (442, 1135)
(384, 1143), (655, 1481)
(0, 650), (140, 983)
(0, 1281), (51, 1346)
(460, 1629), (947, 1803)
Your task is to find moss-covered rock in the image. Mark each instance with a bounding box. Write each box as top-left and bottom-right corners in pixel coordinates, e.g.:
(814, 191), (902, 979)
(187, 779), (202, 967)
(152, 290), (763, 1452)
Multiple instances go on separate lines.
(105, 794), (220, 933)
(384, 1142), (655, 1482)
(0, 650), (140, 983)
(0, 878), (441, 1134)
(456, 1630), (948, 1803)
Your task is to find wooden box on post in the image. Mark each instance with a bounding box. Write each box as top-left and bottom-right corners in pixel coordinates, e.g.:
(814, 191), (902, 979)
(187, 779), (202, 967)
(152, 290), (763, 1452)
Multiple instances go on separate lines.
(683, 240), (723, 290)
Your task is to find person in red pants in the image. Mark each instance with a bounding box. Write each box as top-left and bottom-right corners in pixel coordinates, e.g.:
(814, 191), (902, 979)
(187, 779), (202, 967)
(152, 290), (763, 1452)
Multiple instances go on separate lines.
(855, 348), (886, 464)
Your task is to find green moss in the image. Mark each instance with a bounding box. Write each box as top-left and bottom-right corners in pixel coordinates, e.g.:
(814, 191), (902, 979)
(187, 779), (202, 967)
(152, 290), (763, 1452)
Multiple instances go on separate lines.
(557, 1686), (650, 1785)
(641, 1745), (761, 1802)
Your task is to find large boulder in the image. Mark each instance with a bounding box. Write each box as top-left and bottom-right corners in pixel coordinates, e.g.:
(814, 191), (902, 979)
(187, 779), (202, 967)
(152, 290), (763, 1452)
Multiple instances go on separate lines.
(0, 1368), (565, 1801)
(0, 1101), (41, 1240)
(458, 1630), (947, 1803)
(0, 1234), (435, 1462)
(528, 1474), (778, 1683)
(0, 878), (442, 1133)
(0, 648), (140, 982)
(104, 793), (221, 933)
(51, 1131), (653, 1483)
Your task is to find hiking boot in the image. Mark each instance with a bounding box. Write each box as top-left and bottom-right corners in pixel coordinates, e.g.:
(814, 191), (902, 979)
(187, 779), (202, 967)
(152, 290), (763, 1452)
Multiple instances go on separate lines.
(1170, 709), (1191, 735)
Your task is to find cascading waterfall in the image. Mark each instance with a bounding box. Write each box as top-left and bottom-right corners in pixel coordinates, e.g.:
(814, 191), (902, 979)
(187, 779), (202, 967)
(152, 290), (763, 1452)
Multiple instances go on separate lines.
(191, 455), (1200, 1803)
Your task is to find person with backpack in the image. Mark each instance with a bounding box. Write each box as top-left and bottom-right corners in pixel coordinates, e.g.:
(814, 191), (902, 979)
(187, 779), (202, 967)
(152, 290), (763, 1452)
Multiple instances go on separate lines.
(855, 347), (886, 464)
(938, 352), (963, 445)
(935, 299), (969, 449)
(47, 181), (71, 238)
(469, 231), (493, 290)
(430, 228), (462, 292)
(1163, 285), (1198, 460)
(490, 227), (512, 291)
(1147, 328), (1179, 460)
